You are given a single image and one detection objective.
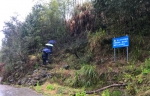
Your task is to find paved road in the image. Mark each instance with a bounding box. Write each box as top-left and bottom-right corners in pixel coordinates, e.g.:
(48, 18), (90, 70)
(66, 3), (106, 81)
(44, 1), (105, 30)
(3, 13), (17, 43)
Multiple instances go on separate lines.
(0, 77), (43, 96)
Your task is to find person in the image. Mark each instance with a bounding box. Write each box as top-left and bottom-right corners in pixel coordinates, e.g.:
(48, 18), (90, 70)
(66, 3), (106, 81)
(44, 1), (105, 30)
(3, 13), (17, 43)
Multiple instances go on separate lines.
(47, 40), (56, 54)
(45, 43), (53, 53)
(42, 51), (48, 65)
(45, 43), (53, 63)
(47, 46), (52, 54)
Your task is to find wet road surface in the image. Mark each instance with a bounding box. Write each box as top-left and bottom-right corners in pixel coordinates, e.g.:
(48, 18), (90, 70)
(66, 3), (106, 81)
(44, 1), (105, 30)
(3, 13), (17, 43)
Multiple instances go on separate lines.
(0, 77), (43, 96)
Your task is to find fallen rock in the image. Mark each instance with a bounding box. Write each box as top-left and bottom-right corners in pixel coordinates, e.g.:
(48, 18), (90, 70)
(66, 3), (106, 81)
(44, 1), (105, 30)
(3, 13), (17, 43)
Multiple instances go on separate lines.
(63, 64), (70, 70)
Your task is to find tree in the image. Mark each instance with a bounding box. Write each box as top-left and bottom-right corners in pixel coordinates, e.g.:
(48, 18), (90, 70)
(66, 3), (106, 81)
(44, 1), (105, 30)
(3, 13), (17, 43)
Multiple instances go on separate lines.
(1, 16), (26, 71)
(93, 0), (150, 35)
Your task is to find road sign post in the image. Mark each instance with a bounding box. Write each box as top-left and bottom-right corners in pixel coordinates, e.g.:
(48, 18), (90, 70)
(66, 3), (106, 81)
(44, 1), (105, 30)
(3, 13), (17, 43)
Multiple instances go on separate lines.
(127, 47), (128, 62)
(114, 48), (116, 62)
(112, 35), (129, 62)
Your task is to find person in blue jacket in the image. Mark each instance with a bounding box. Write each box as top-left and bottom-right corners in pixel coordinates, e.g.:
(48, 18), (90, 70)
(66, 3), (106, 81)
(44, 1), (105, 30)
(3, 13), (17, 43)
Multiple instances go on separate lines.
(45, 43), (54, 63)
(42, 47), (51, 65)
(42, 51), (48, 65)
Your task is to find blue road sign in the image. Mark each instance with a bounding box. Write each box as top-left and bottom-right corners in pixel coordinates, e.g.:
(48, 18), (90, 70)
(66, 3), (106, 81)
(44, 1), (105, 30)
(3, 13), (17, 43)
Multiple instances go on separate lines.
(112, 36), (129, 48)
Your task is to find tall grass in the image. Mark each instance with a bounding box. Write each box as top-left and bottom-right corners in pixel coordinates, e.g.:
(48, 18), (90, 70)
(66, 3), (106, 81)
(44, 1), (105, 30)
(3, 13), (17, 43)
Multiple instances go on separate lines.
(142, 58), (150, 75)
(72, 64), (98, 87)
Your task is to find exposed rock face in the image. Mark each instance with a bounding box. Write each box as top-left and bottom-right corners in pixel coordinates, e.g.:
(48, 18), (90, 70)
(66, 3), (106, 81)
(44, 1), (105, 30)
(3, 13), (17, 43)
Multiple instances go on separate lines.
(17, 67), (51, 86)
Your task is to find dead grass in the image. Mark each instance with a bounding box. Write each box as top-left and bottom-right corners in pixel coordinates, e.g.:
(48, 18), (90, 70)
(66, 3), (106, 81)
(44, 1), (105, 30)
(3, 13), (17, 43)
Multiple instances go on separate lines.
(40, 81), (83, 96)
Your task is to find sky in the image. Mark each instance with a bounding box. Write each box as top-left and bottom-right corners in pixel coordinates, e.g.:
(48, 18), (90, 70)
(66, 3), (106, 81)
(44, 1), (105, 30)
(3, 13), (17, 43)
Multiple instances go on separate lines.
(0, 0), (87, 48)
(0, 0), (45, 48)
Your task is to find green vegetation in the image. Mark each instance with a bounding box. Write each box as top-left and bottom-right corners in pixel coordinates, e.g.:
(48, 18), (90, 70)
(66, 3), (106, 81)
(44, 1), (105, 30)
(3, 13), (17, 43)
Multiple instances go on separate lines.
(111, 90), (122, 96)
(72, 65), (98, 87)
(0, 0), (150, 96)
(46, 84), (55, 90)
(35, 81), (42, 92)
(102, 89), (110, 96)
(75, 91), (87, 96)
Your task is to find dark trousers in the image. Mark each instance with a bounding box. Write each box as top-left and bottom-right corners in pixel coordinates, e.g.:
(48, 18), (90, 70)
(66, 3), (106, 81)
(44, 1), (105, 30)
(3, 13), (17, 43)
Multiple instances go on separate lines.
(43, 59), (47, 65)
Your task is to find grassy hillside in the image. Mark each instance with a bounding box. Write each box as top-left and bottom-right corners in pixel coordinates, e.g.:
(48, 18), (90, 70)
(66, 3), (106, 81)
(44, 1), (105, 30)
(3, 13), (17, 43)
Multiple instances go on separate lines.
(31, 31), (150, 96)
